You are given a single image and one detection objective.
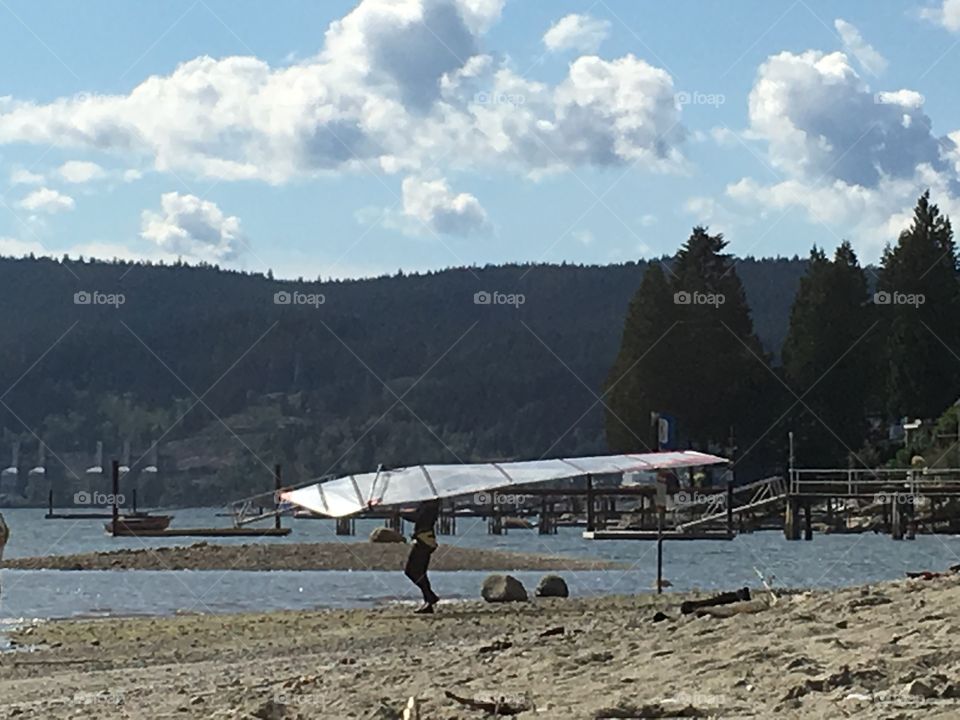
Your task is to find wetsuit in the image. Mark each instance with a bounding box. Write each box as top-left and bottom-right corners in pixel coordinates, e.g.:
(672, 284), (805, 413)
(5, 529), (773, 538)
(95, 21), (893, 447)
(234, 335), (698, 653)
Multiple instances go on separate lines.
(403, 499), (440, 605)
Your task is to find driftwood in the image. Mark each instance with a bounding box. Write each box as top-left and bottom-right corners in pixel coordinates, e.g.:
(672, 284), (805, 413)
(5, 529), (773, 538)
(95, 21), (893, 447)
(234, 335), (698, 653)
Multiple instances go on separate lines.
(695, 598), (770, 618)
(444, 689), (532, 715)
(680, 587), (750, 615)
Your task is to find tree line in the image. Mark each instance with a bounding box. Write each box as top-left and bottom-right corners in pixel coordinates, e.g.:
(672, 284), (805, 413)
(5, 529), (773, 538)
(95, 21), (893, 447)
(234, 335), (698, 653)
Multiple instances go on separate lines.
(606, 191), (960, 472)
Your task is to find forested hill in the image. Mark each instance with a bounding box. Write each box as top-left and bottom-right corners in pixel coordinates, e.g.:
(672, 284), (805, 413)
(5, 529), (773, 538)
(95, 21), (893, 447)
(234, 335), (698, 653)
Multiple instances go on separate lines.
(0, 255), (806, 504)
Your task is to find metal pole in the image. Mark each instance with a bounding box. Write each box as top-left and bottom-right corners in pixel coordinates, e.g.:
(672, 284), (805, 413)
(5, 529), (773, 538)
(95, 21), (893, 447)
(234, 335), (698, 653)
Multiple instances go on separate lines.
(656, 512), (664, 594)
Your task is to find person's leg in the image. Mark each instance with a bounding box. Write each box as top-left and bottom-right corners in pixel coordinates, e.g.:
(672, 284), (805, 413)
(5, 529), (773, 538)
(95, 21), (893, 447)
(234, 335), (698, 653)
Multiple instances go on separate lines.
(404, 542), (438, 604)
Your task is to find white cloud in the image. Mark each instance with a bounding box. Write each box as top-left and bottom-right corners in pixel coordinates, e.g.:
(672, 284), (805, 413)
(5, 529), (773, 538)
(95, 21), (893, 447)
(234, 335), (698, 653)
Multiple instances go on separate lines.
(543, 13), (611, 53)
(140, 192), (246, 262)
(0, 237), (46, 257)
(58, 160), (107, 183)
(9, 167), (43, 185)
(400, 176), (489, 235)
(748, 50), (954, 187)
(921, 0), (960, 32)
(709, 126), (739, 147)
(834, 19), (887, 76)
(724, 49), (960, 259)
(19, 187), (75, 213)
(123, 168), (144, 182)
(573, 229), (594, 245)
(0, 0), (683, 189)
(639, 214), (657, 227)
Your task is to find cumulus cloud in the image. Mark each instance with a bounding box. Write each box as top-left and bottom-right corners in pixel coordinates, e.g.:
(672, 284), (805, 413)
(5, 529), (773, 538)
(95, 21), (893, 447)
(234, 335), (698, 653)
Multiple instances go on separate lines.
(400, 175), (489, 235)
(140, 192), (246, 263)
(921, 0), (960, 32)
(747, 50), (955, 187)
(834, 19), (887, 76)
(0, 0), (683, 189)
(19, 187), (75, 213)
(58, 160), (107, 183)
(727, 49), (959, 258)
(0, 237), (46, 257)
(543, 13), (611, 53)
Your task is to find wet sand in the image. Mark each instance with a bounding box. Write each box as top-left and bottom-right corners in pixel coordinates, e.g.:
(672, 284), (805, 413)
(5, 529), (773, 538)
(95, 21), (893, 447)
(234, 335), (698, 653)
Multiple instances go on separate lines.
(0, 541), (623, 571)
(2, 573), (960, 718)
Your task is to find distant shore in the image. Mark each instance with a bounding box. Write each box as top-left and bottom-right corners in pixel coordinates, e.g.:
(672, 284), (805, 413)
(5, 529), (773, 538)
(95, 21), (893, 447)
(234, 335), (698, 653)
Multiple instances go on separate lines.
(3, 574), (960, 718)
(0, 540), (623, 572)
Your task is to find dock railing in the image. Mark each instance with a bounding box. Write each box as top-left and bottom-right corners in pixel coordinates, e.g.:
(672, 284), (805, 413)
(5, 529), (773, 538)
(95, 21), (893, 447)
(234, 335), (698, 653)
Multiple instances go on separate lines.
(788, 467), (960, 499)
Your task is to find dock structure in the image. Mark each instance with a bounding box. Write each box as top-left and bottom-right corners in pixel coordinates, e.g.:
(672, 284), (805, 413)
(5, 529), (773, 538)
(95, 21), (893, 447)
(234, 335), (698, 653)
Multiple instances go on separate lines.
(781, 467), (960, 540)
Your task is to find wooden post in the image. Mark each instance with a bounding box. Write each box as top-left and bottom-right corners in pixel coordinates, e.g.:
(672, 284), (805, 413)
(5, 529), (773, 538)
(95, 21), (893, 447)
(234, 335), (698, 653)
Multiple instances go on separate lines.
(586, 474), (595, 533)
(274, 464), (282, 530)
(803, 501), (812, 541)
(784, 498), (800, 540)
(48, 488), (53, 516)
(891, 497), (904, 540)
(132, 488), (138, 514)
(111, 460), (120, 537)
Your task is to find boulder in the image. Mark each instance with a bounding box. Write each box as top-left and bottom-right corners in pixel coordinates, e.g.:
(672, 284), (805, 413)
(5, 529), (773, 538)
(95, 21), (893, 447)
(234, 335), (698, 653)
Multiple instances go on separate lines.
(535, 574), (569, 598)
(481, 574), (528, 603)
(369, 526), (406, 543)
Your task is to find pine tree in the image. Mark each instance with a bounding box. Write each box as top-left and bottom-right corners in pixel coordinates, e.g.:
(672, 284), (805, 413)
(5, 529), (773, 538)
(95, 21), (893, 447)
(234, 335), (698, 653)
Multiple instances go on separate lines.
(877, 191), (960, 419)
(782, 242), (874, 464)
(604, 263), (676, 452)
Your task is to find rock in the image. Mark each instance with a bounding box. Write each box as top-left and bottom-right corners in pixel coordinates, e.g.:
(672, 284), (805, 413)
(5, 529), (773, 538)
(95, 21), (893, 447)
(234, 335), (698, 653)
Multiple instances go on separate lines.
(903, 679), (936, 698)
(652, 611), (669, 623)
(535, 574), (569, 598)
(369, 526), (406, 543)
(481, 574), (528, 603)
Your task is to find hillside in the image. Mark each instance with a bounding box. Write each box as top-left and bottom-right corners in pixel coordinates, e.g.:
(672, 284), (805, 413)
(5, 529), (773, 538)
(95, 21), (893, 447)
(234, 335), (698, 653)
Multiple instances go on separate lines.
(0, 255), (806, 505)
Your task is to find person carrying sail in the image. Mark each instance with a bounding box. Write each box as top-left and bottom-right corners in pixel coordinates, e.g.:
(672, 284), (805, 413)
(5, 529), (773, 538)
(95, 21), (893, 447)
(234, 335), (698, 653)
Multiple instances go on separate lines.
(402, 499), (441, 614)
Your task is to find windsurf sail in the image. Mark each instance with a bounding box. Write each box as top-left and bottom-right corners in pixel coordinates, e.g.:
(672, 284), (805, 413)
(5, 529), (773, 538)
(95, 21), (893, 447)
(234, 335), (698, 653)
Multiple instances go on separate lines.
(281, 450), (729, 518)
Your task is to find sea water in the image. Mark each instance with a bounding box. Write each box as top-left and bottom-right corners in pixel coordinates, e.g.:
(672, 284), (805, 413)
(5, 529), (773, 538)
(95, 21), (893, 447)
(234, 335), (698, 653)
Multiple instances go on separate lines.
(2, 507), (959, 622)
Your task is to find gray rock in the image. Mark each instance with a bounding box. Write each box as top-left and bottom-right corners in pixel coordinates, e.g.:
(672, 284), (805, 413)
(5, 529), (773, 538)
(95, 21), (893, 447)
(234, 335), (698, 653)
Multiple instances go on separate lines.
(481, 574), (528, 602)
(903, 679), (937, 698)
(369, 526), (406, 543)
(535, 574), (569, 598)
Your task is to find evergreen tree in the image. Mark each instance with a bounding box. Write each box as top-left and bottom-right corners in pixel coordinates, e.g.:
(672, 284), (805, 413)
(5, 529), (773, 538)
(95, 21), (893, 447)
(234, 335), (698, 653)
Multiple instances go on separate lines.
(603, 263), (676, 452)
(782, 242), (874, 464)
(877, 191), (960, 419)
(606, 228), (775, 470)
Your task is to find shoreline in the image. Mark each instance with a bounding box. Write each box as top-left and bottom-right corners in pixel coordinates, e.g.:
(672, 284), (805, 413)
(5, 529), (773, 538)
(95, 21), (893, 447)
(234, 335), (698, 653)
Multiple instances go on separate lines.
(0, 541), (625, 572)
(2, 575), (959, 718)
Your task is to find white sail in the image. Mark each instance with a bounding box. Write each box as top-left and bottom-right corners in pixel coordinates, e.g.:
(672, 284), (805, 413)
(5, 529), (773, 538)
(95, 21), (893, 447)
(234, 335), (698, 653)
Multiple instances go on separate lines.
(281, 450), (728, 518)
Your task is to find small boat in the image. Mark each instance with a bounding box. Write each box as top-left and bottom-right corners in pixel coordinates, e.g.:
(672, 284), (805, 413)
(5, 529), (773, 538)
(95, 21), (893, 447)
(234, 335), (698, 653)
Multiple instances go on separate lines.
(104, 514), (173, 535)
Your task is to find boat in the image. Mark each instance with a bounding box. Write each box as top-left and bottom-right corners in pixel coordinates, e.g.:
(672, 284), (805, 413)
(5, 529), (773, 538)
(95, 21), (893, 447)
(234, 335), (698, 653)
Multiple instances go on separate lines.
(104, 514), (173, 535)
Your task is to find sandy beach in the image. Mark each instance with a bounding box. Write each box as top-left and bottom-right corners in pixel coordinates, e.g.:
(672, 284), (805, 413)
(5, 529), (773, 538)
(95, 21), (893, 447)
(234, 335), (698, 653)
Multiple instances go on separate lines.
(2, 571), (960, 719)
(0, 541), (623, 572)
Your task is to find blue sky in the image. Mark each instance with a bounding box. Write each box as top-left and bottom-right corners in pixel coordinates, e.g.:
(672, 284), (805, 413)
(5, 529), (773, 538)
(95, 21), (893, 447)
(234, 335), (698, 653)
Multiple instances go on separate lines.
(0, 0), (957, 279)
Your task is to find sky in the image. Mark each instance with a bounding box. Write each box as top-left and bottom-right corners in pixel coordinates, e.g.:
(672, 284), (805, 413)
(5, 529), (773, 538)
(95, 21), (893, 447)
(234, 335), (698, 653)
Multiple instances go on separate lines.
(0, 0), (958, 280)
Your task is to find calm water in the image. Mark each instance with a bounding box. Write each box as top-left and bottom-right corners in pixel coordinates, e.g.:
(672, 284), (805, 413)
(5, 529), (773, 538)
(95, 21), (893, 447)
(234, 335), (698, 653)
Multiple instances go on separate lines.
(2, 507), (960, 624)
